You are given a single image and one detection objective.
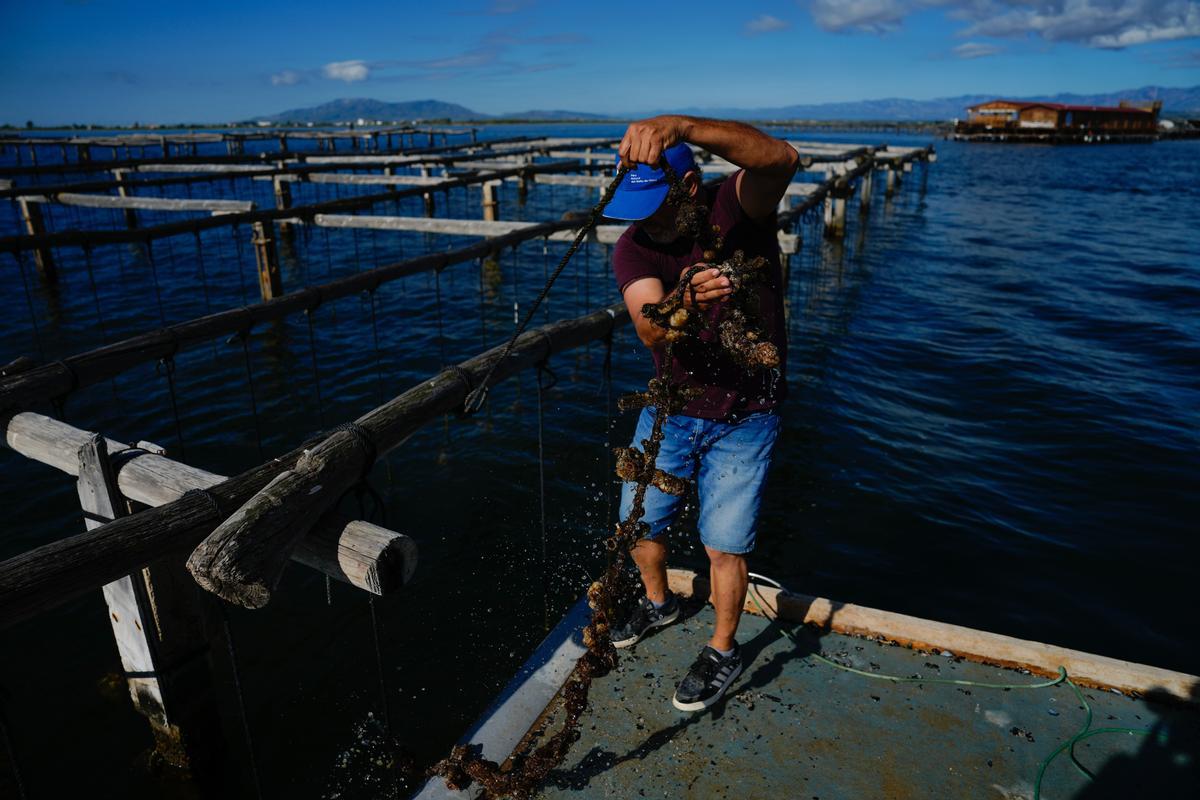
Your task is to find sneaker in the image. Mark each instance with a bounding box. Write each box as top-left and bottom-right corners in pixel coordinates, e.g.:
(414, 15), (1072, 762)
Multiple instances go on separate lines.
(611, 593), (680, 649)
(672, 644), (742, 711)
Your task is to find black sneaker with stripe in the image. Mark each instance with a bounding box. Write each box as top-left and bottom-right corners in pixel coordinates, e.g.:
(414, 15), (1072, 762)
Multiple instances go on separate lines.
(611, 593), (680, 649)
(671, 643), (742, 711)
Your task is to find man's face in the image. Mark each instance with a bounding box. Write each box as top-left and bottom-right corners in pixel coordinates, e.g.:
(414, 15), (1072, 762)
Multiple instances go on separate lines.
(636, 171), (699, 244)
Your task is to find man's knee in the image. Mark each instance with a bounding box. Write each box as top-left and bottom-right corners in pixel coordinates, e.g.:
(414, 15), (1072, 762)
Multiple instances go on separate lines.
(704, 545), (745, 569)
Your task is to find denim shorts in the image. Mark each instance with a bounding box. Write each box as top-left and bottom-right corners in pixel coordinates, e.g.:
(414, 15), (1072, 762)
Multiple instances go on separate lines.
(618, 407), (781, 555)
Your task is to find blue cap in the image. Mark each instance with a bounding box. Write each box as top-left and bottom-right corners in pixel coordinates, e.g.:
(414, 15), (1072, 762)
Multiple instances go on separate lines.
(602, 142), (698, 221)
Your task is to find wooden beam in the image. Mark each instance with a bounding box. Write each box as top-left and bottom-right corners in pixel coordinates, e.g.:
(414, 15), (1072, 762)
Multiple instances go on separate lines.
(27, 192), (255, 214)
(1, 412), (420, 627)
(15, 197), (55, 282)
(186, 305), (630, 608)
(0, 215), (586, 412)
(667, 569), (1199, 702)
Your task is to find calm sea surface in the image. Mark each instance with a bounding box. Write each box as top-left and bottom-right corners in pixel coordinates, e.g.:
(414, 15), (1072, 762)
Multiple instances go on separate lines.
(1, 125), (1197, 796)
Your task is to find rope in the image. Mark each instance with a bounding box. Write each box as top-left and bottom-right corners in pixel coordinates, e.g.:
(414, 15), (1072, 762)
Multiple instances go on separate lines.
(743, 574), (1153, 800)
(182, 487), (223, 518)
(193, 231), (213, 320)
(13, 251), (45, 362)
(231, 224), (250, 306)
(536, 357), (550, 632)
(229, 329), (264, 460)
(0, 685), (27, 800)
(81, 244), (110, 343)
(157, 354), (187, 459)
(365, 288), (387, 405)
(461, 166), (629, 416)
(142, 240), (167, 326)
(219, 603), (264, 800)
(331, 421), (378, 481)
(434, 268), (447, 367)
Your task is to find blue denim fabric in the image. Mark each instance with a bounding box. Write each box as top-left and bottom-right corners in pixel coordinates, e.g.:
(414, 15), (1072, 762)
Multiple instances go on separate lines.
(618, 407), (781, 554)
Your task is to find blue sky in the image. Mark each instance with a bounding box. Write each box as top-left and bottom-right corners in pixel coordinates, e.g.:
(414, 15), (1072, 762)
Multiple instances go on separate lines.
(2, 0), (1198, 124)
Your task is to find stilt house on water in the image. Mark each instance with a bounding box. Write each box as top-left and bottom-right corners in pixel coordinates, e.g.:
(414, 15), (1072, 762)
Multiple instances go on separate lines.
(953, 98), (1164, 143)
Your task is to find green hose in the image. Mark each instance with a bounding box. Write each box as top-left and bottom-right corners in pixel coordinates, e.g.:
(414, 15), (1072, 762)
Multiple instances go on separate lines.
(743, 579), (1151, 799)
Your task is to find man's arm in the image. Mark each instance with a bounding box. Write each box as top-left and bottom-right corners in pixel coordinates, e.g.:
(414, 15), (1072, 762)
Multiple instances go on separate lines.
(622, 270), (733, 349)
(618, 115), (799, 220)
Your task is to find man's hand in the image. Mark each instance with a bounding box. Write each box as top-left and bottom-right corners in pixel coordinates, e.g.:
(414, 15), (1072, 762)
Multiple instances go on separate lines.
(619, 115), (691, 168)
(684, 267), (732, 310)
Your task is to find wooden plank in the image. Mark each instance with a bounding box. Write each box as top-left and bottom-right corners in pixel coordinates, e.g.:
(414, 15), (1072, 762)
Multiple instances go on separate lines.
(307, 173), (453, 186)
(2, 412), (418, 616)
(314, 214), (539, 237)
(667, 569), (1200, 702)
(28, 193), (255, 214)
(185, 305), (630, 608)
(132, 163), (280, 174)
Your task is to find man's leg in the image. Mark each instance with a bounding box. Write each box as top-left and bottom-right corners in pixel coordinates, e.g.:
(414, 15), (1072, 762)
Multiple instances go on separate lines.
(612, 408), (693, 648)
(632, 537), (669, 604)
(705, 545), (748, 652)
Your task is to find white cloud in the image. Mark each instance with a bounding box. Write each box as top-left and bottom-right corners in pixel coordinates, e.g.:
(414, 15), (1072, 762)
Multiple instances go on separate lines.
(952, 40), (1003, 58)
(270, 70), (303, 86)
(802, 0), (1200, 48)
(808, 0), (909, 33)
(323, 60), (370, 82)
(746, 14), (792, 34)
(958, 1), (1200, 49)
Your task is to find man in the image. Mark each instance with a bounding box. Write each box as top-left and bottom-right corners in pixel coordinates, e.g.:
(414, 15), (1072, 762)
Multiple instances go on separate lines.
(605, 116), (798, 711)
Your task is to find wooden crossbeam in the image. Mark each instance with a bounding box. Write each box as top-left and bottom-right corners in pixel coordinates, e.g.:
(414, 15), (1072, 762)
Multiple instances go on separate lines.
(27, 193), (255, 214)
(1, 412), (421, 626)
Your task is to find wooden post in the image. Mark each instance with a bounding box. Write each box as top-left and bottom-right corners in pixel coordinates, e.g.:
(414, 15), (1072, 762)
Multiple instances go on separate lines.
(77, 142), (92, 163)
(420, 167), (435, 217)
(111, 169), (139, 229)
(159, 136), (169, 157)
(272, 176), (294, 239)
(78, 434), (224, 771)
(16, 197), (56, 282)
(824, 186), (849, 239)
(482, 179), (501, 221)
(516, 173), (529, 206)
(859, 167), (874, 212)
(885, 166), (899, 197)
(251, 221), (282, 300)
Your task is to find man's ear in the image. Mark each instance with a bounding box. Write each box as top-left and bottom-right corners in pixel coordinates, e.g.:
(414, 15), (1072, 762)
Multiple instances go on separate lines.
(684, 170), (700, 198)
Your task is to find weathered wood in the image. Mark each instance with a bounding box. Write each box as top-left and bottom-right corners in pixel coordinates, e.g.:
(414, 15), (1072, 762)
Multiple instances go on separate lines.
(251, 221), (282, 300)
(1, 160), (597, 254)
(668, 569), (1199, 702)
(0, 215), (586, 412)
(15, 197), (55, 281)
(133, 163), (276, 174)
(186, 305), (630, 608)
(79, 433), (225, 770)
(110, 169), (139, 228)
(0, 412), (418, 627)
(27, 192), (255, 214)
(482, 179), (501, 222)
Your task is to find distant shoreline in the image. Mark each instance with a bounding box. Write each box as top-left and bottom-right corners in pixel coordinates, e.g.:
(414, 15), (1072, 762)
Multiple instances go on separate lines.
(4, 119), (955, 133)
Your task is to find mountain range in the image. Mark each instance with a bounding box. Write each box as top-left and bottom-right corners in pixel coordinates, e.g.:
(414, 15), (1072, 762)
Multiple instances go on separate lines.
(263, 85), (1200, 123)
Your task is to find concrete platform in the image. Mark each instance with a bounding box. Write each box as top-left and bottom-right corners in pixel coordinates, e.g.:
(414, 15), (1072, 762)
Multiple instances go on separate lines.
(414, 575), (1199, 800)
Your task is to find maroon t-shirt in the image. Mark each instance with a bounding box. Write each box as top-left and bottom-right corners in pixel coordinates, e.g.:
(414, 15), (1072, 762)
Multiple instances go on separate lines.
(612, 172), (787, 420)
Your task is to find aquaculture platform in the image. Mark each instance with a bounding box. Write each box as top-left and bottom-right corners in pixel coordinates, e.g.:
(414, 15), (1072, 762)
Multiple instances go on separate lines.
(414, 571), (1199, 799)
